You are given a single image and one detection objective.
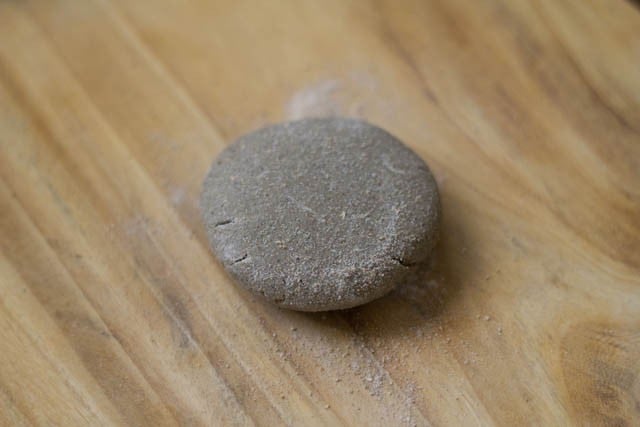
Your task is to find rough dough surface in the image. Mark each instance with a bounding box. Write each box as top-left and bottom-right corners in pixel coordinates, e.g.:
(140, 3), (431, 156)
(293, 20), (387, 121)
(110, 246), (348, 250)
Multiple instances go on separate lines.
(201, 117), (440, 311)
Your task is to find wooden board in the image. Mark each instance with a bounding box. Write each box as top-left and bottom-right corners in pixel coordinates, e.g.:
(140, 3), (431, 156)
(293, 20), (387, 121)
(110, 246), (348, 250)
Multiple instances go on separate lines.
(1, 0), (639, 425)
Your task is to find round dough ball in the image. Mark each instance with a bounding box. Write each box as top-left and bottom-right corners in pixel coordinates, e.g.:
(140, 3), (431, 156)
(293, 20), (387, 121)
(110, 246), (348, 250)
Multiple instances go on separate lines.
(201, 117), (440, 311)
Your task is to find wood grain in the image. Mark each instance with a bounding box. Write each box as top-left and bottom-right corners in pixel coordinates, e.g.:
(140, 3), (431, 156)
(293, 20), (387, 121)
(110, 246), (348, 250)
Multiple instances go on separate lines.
(1, 0), (639, 425)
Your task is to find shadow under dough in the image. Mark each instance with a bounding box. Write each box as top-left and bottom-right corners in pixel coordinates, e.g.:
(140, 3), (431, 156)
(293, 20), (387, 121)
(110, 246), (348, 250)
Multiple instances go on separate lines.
(303, 188), (477, 337)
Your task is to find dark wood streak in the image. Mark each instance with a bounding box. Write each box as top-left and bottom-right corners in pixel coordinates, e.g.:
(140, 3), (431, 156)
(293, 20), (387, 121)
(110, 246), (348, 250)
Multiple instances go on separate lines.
(561, 322), (640, 426)
(532, 2), (639, 136)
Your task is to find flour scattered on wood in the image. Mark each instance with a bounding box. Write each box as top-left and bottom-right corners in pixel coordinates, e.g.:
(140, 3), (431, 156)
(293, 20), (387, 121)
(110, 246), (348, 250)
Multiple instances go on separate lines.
(285, 71), (394, 120)
(286, 79), (341, 119)
(169, 185), (186, 207)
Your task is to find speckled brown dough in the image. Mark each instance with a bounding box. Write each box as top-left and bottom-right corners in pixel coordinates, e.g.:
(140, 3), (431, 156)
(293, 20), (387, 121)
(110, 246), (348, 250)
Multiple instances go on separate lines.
(201, 117), (440, 311)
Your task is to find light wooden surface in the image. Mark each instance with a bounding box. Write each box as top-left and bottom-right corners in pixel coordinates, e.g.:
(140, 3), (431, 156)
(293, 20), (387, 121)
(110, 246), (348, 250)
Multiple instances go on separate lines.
(1, 0), (639, 425)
